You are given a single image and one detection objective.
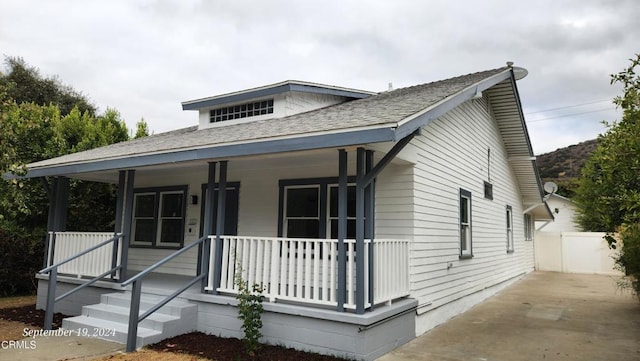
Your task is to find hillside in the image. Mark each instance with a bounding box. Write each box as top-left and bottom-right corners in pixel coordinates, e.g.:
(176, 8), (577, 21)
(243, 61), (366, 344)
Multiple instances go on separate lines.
(535, 139), (598, 198)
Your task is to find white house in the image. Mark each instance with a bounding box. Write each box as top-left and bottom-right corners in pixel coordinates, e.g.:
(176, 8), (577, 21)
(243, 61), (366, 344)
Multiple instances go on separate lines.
(536, 193), (580, 233)
(6, 64), (553, 360)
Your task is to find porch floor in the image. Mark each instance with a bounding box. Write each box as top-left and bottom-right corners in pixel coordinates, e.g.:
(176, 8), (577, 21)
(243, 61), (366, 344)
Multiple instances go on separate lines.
(121, 271), (203, 297)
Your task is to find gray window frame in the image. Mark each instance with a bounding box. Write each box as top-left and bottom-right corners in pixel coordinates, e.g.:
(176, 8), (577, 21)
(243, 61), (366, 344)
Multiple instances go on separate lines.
(506, 205), (514, 253)
(459, 189), (473, 259)
(278, 177), (358, 239)
(131, 185), (187, 249)
(524, 213), (534, 241)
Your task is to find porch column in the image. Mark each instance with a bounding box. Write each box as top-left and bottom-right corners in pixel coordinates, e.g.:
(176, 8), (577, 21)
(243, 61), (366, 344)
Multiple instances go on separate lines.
(337, 149), (348, 312)
(42, 177), (56, 268)
(365, 150), (375, 310)
(53, 176), (69, 232)
(42, 177), (67, 268)
(355, 148), (366, 314)
(212, 160), (228, 294)
(43, 177), (56, 234)
(112, 171), (126, 279)
(118, 170), (135, 282)
(200, 161), (217, 290)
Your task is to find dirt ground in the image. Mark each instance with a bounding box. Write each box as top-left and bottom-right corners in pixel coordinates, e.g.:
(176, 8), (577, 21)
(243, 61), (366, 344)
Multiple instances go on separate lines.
(0, 295), (349, 361)
(97, 349), (209, 361)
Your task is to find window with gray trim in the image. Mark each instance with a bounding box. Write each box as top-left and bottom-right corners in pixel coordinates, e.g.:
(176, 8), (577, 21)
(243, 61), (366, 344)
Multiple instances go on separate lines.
(131, 186), (187, 249)
(506, 205), (514, 253)
(524, 213), (534, 241)
(284, 185), (321, 238)
(279, 178), (358, 239)
(210, 99), (274, 123)
(459, 189), (472, 258)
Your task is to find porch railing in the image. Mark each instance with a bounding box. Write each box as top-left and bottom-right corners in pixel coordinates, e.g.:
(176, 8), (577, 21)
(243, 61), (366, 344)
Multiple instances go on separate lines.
(39, 232), (123, 330)
(47, 231), (122, 278)
(208, 236), (410, 309)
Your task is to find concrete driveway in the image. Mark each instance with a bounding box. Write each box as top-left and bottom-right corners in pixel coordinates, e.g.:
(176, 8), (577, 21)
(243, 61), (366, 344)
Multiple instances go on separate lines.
(378, 272), (640, 361)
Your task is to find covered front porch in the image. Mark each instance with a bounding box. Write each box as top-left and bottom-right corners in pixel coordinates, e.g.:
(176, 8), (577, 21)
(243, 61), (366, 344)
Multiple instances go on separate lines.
(34, 141), (418, 355)
(36, 143), (416, 355)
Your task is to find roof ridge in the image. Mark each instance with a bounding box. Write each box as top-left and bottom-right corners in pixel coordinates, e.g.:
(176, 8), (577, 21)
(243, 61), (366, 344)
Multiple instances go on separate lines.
(378, 67), (508, 95)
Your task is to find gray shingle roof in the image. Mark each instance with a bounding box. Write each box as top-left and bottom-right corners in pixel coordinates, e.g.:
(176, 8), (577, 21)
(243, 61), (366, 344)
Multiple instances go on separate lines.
(28, 67), (507, 170)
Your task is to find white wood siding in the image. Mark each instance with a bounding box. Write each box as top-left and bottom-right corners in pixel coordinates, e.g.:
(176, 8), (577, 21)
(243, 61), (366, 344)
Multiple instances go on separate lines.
(127, 169), (204, 276)
(127, 155), (361, 276)
(409, 97), (534, 314)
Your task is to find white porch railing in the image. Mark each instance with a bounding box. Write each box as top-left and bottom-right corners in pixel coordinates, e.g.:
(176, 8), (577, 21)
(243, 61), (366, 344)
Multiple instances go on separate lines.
(208, 235), (410, 309)
(48, 231), (121, 278)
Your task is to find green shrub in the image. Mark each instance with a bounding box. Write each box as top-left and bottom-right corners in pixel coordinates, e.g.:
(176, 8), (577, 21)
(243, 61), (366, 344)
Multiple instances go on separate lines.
(613, 224), (640, 295)
(0, 222), (44, 297)
(234, 266), (264, 356)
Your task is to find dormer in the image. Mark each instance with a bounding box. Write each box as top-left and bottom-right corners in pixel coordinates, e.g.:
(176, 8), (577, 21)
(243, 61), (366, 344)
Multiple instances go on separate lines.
(181, 80), (375, 130)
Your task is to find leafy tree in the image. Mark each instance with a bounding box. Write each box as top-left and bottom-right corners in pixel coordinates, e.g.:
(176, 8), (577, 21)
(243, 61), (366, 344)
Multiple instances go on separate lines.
(134, 117), (150, 138)
(574, 54), (640, 295)
(0, 56), (96, 117)
(575, 54), (640, 232)
(0, 57), (134, 295)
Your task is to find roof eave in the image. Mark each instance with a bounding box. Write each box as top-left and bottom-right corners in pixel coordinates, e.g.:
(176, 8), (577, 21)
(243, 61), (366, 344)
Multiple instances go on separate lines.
(181, 81), (375, 111)
(5, 126), (397, 179)
(394, 68), (513, 140)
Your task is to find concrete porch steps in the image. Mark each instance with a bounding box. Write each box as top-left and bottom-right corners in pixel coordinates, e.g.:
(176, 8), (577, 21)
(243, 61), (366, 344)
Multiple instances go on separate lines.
(62, 292), (197, 349)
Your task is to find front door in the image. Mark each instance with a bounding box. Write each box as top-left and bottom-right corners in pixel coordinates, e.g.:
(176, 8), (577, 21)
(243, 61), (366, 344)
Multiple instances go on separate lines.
(200, 183), (239, 237)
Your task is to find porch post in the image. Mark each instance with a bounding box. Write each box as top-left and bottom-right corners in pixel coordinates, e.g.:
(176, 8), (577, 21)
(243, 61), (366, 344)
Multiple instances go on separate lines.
(114, 171), (126, 234)
(337, 149), (348, 312)
(201, 162), (217, 291)
(44, 177), (56, 232)
(365, 150), (375, 310)
(212, 160), (228, 294)
(42, 176), (68, 322)
(45, 176), (69, 268)
(355, 148), (366, 314)
(43, 177), (58, 268)
(112, 171), (126, 279)
(53, 176), (69, 232)
(119, 170), (135, 282)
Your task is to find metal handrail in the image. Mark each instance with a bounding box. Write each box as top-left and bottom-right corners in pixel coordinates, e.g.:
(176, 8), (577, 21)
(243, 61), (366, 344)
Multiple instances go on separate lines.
(123, 235), (210, 352)
(39, 232), (124, 330)
(39, 233), (123, 274)
(121, 235), (207, 286)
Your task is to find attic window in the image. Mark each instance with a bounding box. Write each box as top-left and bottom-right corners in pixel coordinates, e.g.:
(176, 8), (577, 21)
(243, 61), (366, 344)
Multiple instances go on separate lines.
(210, 99), (274, 123)
(484, 181), (493, 200)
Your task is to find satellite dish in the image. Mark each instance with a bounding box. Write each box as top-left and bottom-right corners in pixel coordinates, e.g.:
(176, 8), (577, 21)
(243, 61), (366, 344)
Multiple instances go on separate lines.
(544, 181), (558, 194)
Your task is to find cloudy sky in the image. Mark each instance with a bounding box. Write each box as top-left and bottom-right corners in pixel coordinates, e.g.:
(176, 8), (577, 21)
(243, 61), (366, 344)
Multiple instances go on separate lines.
(1, 0), (638, 154)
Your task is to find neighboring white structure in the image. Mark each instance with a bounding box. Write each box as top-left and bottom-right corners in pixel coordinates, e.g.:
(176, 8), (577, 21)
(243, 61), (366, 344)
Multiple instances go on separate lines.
(535, 194), (621, 275)
(8, 65), (553, 360)
(537, 193), (580, 234)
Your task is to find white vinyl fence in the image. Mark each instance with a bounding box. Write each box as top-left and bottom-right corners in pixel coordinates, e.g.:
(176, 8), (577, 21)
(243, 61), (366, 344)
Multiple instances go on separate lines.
(535, 231), (622, 275)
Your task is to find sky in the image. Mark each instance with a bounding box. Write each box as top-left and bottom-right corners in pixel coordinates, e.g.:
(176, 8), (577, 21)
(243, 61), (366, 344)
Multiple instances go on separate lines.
(0, 0), (638, 155)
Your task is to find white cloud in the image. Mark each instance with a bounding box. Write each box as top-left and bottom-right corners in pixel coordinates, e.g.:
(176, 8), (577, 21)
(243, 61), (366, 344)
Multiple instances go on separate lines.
(0, 0), (637, 153)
